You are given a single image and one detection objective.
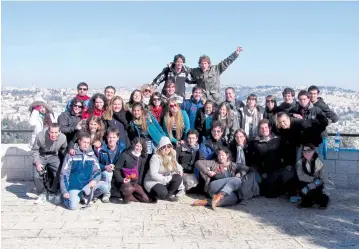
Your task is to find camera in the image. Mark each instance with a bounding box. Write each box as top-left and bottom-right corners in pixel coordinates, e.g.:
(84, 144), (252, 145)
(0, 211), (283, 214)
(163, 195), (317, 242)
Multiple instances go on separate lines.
(38, 168), (47, 177)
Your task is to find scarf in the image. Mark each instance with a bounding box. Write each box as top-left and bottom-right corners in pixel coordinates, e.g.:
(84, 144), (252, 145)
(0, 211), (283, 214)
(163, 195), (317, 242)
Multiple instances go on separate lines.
(242, 106), (260, 139)
(151, 105), (163, 122)
(75, 94), (90, 101)
(93, 108), (104, 117)
(236, 145), (246, 167)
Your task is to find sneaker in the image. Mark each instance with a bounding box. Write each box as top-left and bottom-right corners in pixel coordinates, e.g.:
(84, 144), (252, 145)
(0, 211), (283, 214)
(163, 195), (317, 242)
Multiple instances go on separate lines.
(34, 192), (47, 204)
(52, 194), (62, 205)
(166, 195), (179, 202)
(101, 194), (110, 203)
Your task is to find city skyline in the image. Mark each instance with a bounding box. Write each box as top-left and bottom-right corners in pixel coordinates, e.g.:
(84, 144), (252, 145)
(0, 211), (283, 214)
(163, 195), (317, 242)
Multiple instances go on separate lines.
(2, 2), (359, 90)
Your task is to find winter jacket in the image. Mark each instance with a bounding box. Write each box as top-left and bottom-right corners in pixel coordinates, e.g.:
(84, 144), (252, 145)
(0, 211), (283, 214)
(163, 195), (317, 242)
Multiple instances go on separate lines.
(314, 97), (338, 123)
(96, 141), (126, 171)
(162, 110), (191, 144)
(65, 95), (90, 111)
(128, 113), (166, 147)
(189, 51), (239, 103)
(199, 137), (228, 160)
(28, 101), (56, 147)
(57, 110), (82, 145)
(103, 111), (130, 148)
(247, 135), (285, 174)
(152, 64), (193, 97)
(113, 150), (148, 188)
(263, 107), (279, 135)
(182, 97), (204, 129)
(195, 107), (214, 142)
(31, 128), (67, 165)
(215, 112), (239, 143)
(143, 154), (184, 193)
(278, 101), (298, 113)
(176, 143), (199, 173)
(296, 156), (327, 184)
(60, 146), (101, 194)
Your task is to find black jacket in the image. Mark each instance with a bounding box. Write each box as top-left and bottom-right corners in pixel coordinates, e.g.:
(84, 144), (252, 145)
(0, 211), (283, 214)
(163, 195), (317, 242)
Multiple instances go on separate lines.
(278, 101), (298, 113)
(57, 110), (82, 146)
(152, 64), (193, 97)
(314, 97), (339, 123)
(263, 107), (280, 135)
(195, 107), (214, 142)
(176, 144), (199, 173)
(111, 150), (148, 197)
(103, 110), (130, 148)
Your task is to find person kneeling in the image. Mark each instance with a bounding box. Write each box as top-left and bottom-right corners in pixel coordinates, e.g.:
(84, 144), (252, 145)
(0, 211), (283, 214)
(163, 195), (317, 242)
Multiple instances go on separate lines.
(112, 138), (150, 203)
(60, 132), (108, 210)
(296, 144), (330, 209)
(144, 137), (185, 202)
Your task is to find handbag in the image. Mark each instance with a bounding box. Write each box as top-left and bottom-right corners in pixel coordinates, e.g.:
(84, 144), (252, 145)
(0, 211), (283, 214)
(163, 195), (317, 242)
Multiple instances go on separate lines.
(122, 157), (140, 180)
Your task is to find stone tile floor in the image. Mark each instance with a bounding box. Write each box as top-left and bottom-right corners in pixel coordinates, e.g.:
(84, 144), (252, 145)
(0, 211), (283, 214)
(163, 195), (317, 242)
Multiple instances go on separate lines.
(1, 180), (359, 249)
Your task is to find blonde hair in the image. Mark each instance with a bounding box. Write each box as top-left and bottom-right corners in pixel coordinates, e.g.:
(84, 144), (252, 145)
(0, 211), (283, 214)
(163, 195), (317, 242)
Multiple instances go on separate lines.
(103, 96), (125, 120)
(140, 83), (154, 95)
(165, 99), (184, 141)
(156, 147), (177, 171)
(131, 103), (149, 132)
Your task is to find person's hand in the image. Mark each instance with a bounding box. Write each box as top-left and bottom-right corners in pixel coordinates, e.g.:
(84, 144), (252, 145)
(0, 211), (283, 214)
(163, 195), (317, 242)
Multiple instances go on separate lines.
(179, 171), (184, 177)
(105, 164), (114, 172)
(89, 180), (96, 188)
(293, 114), (303, 119)
(63, 193), (70, 199)
(123, 178), (130, 184)
(93, 140), (101, 148)
(235, 173), (242, 178)
(36, 164), (43, 172)
(75, 120), (83, 130)
(179, 140), (185, 145)
(69, 149), (75, 156)
(236, 46), (243, 55)
(207, 171), (216, 177)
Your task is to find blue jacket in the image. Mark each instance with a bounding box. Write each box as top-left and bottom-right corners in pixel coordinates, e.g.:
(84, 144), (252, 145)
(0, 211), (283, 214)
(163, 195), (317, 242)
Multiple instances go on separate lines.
(199, 137), (228, 160)
(60, 147), (101, 194)
(182, 97), (204, 129)
(128, 113), (166, 146)
(96, 141), (126, 171)
(163, 110), (191, 144)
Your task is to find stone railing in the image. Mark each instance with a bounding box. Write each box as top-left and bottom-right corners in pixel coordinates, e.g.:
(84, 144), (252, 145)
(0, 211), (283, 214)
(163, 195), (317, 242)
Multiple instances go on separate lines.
(1, 143), (359, 189)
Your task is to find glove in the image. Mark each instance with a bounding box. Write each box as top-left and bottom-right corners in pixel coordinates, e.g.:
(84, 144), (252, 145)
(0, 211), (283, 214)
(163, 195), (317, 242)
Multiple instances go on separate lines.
(314, 178), (323, 187)
(301, 186), (310, 195)
(307, 183), (316, 190)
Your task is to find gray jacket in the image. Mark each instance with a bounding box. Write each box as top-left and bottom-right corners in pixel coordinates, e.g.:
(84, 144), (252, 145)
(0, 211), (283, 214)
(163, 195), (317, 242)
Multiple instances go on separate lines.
(31, 128), (67, 165)
(189, 51), (239, 103)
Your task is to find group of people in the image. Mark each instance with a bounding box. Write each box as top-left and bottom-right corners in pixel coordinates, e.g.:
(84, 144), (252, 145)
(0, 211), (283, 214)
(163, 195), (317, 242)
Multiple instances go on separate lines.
(29, 46), (338, 210)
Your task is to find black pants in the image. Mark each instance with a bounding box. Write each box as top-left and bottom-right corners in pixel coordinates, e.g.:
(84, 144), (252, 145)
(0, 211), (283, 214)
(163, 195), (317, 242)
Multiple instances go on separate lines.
(260, 167), (298, 198)
(33, 155), (61, 194)
(150, 174), (182, 200)
(299, 182), (329, 207)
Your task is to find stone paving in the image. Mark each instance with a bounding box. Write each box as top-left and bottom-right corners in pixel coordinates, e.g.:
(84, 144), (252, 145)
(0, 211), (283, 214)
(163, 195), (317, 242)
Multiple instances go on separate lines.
(1, 180), (359, 249)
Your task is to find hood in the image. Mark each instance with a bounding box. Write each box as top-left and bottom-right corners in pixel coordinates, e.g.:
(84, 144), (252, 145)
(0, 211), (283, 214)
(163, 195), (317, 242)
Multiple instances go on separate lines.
(156, 136), (172, 152)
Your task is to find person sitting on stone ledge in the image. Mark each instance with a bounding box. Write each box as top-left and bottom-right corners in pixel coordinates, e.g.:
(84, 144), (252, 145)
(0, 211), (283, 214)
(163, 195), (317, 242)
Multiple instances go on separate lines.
(31, 123), (67, 205)
(60, 132), (108, 210)
(296, 144), (330, 209)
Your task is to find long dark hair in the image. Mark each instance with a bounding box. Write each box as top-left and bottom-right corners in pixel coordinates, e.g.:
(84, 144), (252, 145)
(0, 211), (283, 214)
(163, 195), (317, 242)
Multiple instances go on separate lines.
(129, 137), (148, 156)
(87, 93), (106, 115)
(149, 92), (165, 107)
(70, 97), (84, 116)
(129, 90), (143, 105)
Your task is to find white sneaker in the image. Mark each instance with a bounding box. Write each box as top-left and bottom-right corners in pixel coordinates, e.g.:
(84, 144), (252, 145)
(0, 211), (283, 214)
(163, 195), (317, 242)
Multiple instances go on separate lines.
(34, 193), (47, 204)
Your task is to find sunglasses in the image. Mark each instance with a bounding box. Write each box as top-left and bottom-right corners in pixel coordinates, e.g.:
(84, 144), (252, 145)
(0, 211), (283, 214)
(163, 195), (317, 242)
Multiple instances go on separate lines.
(266, 100), (275, 103)
(161, 144), (172, 150)
(74, 105), (83, 108)
(145, 89), (151, 92)
(169, 104), (177, 108)
(78, 87), (88, 91)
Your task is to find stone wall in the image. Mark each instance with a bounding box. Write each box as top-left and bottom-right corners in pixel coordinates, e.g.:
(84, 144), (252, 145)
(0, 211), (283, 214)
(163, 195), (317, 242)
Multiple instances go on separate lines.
(324, 149), (359, 189)
(1, 144), (33, 181)
(1, 144), (359, 189)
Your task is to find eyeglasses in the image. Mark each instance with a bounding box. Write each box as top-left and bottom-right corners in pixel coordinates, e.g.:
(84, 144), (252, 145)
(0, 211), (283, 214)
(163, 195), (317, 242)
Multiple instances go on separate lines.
(153, 98), (160, 101)
(74, 105), (83, 109)
(213, 129), (222, 134)
(303, 149), (314, 153)
(266, 100), (275, 103)
(78, 87), (88, 91)
(169, 104), (177, 108)
(161, 144), (172, 150)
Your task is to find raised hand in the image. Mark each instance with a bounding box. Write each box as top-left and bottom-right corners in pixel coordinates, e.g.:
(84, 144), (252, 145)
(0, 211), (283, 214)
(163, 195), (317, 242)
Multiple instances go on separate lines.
(236, 46), (243, 55)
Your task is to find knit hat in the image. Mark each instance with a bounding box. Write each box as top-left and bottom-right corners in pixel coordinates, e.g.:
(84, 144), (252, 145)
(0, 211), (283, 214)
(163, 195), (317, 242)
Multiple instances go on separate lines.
(156, 136), (172, 152)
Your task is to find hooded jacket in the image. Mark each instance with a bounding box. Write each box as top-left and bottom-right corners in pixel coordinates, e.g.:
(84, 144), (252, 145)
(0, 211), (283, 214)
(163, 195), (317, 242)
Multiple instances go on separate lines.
(182, 97), (204, 129)
(96, 141), (126, 171)
(60, 146), (101, 194)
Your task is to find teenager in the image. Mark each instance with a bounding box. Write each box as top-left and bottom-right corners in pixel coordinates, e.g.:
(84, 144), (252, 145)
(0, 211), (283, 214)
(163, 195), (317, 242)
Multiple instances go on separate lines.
(195, 100), (215, 143)
(213, 102), (239, 143)
(147, 92), (166, 123)
(182, 86), (204, 129)
(144, 137), (185, 202)
(240, 94), (264, 140)
(112, 137), (150, 203)
(60, 132), (108, 210)
(65, 82), (90, 110)
(81, 93), (106, 120)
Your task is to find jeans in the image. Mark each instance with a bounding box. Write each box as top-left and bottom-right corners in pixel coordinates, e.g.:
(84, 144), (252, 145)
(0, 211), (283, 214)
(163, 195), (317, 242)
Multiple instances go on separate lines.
(101, 171), (113, 195)
(63, 181), (108, 210)
(208, 177), (242, 207)
(33, 155), (61, 194)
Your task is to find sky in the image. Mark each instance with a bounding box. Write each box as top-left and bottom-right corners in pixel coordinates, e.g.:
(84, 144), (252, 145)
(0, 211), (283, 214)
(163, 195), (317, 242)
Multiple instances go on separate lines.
(2, 1), (359, 90)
